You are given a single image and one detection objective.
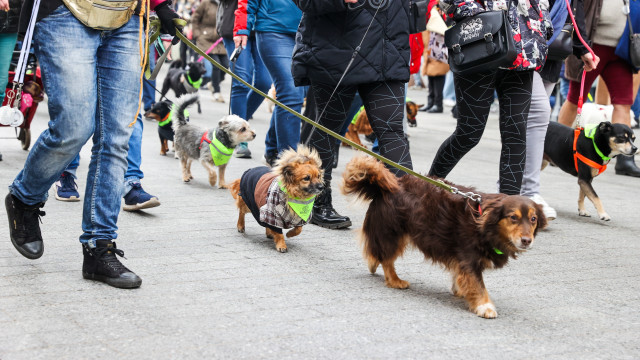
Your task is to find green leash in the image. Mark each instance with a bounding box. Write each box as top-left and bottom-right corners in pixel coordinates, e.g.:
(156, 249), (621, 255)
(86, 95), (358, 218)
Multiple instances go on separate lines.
(146, 17), (482, 204)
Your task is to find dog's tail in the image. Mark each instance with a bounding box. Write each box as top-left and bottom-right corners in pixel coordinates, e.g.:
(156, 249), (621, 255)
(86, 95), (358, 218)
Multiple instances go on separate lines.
(172, 93), (199, 128)
(342, 156), (400, 201)
(170, 59), (184, 69)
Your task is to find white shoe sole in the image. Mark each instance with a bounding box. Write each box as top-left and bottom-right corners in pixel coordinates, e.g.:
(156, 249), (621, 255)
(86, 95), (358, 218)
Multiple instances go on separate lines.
(123, 197), (161, 211)
(55, 193), (81, 202)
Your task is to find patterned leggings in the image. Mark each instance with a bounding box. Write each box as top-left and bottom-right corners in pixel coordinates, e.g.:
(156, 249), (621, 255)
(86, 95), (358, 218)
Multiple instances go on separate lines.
(308, 81), (413, 183)
(428, 70), (533, 195)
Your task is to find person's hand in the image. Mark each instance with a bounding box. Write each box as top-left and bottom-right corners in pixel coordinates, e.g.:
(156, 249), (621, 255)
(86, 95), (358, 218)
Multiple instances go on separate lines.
(581, 52), (600, 72)
(155, 1), (184, 45)
(234, 35), (248, 49)
(0, 0), (10, 11)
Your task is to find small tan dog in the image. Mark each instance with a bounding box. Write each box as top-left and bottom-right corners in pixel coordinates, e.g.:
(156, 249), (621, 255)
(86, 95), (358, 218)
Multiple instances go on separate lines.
(267, 84), (277, 113)
(229, 145), (325, 252)
(173, 94), (256, 188)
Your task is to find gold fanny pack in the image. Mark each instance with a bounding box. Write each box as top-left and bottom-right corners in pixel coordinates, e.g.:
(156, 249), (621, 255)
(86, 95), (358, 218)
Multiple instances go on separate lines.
(61, 0), (138, 30)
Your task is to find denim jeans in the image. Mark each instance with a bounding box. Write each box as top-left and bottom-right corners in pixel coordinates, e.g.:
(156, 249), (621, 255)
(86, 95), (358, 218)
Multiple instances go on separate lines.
(0, 33), (18, 104)
(256, 31), (304, 156)
(64, 116), (144, 196)
(9, 5), (141, 244)
(223, 37), (271, 120)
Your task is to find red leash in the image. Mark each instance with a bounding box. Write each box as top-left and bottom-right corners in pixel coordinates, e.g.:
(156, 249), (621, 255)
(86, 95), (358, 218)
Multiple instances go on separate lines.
(564, 0), (603, 174)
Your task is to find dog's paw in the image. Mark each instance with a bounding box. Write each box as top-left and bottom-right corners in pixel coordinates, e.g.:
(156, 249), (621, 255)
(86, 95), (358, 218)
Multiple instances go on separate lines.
(578, 210), (591, 217)
(367, 258), (379, 274)
(237, 226), (245, 233)
(182, 178), (191, 183)
(276, 245), (288, 253)
(218, 184), (228, 189)
(599, 213), (611, 221)
(474, 303), (497, 319)
(385, 279), (410, 289)
(451, 284), (463, 297)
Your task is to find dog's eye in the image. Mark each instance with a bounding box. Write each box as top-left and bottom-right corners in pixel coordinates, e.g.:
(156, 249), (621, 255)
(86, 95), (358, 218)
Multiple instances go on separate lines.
(615, 138), (626, 143)
(510, 215), (519, 221)
(303, 175), (311, 181)
(240, 127), (246, 132)
(531, 216), (537, 223)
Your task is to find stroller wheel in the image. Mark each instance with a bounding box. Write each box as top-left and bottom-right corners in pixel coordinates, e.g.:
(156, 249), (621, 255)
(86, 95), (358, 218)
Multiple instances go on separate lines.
(19, 128), (31, 151)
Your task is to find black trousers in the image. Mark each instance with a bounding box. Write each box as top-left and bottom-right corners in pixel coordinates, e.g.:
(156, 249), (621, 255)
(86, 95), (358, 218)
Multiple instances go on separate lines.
(427, 75), (445, 107)
(308, 81), (412, 184)
(428, 70), (533, 195)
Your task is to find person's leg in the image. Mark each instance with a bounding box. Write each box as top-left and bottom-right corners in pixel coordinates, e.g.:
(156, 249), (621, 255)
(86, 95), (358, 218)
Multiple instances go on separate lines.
(307, 81), (357, 229)
(224, 37), (251, 119)
(55, 154), (81, 201)
(209, 54), (223, 95)
(202, 59), (213, 90)
(0, 33), (18, 104)
(521, 72), (556, 218)
(420, 77), (435, 112)
(429, 71), (496, 178)
(256, 32), (303, 154)
(246, 37), (271, 119)
(359, 81), (413, 176)
(6, 6), (99, 260)
(79, 18), (141, 244)
(495, 70), (533, 195)
(427, 75), (445, 113)
(443, 70), (456, 104)
(142, 47), (156, 111)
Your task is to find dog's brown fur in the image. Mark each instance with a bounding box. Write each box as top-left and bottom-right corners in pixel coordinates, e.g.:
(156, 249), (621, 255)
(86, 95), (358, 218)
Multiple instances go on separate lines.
(342, 156), (547, 318)
(229, 145), (325, 253)
(343, 102), (422, 147)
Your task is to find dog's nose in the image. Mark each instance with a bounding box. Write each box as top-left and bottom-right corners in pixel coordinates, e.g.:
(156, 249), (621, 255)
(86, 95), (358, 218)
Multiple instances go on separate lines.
(316, 183), (325, 192)
(632, 145), (638, 153)
(252, 132), (256, 139)
(521, 237), (532, 247)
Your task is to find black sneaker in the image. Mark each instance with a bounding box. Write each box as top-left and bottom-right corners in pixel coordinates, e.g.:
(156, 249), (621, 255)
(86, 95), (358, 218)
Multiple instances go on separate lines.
(82, 240), (142, 289)
(5, 193), (45, 259)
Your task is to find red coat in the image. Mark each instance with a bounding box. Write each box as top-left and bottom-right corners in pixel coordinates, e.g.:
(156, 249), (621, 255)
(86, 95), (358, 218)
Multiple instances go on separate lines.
(409, 0), (440, 75)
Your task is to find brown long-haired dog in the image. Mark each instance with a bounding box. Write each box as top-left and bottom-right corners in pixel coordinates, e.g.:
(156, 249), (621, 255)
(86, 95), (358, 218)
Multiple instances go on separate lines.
(229, 146), (325, 253)
(342, 157), (547, 318)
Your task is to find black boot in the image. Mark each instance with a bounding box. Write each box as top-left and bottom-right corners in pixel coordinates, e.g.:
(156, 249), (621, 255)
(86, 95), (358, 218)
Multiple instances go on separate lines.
(5, 193), (45, 259)
(310, 188), (352, 229)
(418, 102), (433, 112)
(615, 155), (640, 177)
(332, 144), (340, 169)
(427, 104), (443, 113)
(83, 240), (142, 289)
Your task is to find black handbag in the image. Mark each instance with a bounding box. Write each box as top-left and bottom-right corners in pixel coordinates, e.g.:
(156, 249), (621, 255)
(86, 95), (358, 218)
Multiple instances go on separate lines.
(444, 11), (517, 74)
(409, 0), (429, 34)
(623, 0), (640, 67)
(547, 22), (573, 61)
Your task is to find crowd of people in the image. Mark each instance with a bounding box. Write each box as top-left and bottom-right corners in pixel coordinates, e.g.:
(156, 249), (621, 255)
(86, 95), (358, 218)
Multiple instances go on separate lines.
(1, 0), (639, 289)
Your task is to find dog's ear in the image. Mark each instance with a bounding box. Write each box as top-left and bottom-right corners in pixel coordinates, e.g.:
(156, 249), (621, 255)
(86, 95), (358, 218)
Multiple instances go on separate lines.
(533, 203), (547, 235)
(280, 163), (296, 184)
(478, 196), (504, 232)
(218, 118), (230, 129)
(598, 121), (613, 134)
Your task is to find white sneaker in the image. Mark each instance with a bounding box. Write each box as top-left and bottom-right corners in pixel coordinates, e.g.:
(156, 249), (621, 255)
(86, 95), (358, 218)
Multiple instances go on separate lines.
(212, 92), (225, 103)
(529, 194), (557, 221)
(443, 99), (456, 107)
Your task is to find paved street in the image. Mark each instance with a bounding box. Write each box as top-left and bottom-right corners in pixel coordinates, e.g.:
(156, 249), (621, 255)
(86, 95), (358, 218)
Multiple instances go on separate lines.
(0, 70), (639, 359)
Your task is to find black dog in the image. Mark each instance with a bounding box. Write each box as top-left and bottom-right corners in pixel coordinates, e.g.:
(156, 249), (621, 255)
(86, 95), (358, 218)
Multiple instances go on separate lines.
(160, 59), (206, 113)
(144, 100), (189, 156)
(543, 121), (637, 221)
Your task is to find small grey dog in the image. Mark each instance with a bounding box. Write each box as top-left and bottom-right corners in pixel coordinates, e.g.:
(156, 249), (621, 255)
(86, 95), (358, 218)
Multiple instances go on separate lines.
(173, 94), (256, 188)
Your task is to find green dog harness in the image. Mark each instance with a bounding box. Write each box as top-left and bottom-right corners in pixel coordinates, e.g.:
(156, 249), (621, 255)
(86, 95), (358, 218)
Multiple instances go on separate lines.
(200, 132), (234, 166)
(279, 181), (316, 222)
(583, 124), (611, 162)
(160, 105), (190, 127)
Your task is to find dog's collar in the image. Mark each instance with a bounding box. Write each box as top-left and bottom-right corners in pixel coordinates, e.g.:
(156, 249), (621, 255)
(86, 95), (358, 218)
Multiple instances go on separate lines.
(200, 131), (234, 166)
(186, 74), (202, 89)
(583, 124), (611, 162)
(278, 180), (316, 222)
(573, 127), (609, 175)
(158, 111), (172, 126)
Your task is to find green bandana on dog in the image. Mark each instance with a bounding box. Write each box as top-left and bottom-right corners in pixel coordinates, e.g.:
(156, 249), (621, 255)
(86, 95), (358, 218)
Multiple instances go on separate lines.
(200, 132), (234, 166)
(278, 181), (316, 221)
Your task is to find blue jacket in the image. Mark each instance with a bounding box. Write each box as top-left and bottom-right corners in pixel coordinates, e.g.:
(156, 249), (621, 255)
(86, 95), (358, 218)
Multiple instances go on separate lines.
(235, 0), (302, 36)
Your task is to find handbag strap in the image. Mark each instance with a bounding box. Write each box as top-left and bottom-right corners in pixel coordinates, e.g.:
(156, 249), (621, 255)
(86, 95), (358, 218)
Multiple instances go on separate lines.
(623, 0), (635, 37)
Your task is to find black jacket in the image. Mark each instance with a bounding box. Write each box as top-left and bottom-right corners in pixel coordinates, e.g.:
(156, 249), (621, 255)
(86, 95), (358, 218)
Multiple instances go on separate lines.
(216, 0), (236, 39)
(291, 0), (410, 87)
(1, 0), (23, 33)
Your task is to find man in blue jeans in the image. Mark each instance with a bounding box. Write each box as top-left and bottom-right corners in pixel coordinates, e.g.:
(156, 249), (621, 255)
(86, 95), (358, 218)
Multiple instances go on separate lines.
(5, 0), (181, 289)
(55, 48), (161, 211)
